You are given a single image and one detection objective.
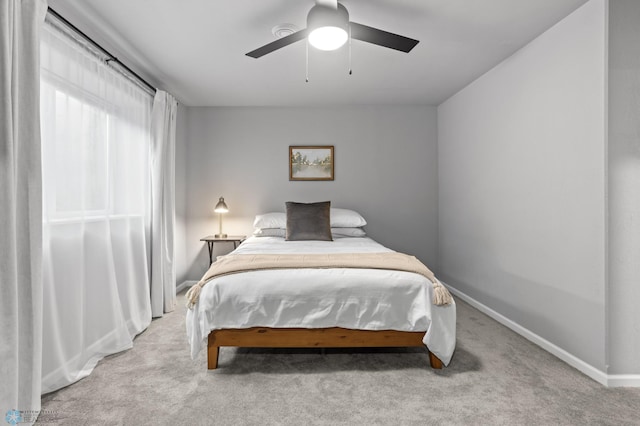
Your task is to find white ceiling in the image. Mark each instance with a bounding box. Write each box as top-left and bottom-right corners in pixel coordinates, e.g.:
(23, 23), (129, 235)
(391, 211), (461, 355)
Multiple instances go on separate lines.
(48, 0), (589, 107)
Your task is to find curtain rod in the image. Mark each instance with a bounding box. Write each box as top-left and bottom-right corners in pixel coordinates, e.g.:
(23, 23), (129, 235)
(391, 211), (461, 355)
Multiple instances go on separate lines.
(47, 7), (157, 95)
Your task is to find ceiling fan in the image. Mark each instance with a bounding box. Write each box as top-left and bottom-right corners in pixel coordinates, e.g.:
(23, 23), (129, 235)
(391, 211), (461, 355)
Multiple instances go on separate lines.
(246, 0), (419, 59)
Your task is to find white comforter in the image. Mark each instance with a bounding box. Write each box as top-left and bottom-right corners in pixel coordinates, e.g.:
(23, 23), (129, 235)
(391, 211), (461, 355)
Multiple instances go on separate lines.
(186, 236), (456, 365)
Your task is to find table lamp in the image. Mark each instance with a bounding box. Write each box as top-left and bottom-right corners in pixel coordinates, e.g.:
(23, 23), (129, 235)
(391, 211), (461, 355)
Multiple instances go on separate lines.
(214, 196), (229, 238)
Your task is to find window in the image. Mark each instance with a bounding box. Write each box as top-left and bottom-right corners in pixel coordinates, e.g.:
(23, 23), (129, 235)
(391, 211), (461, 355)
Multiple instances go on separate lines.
(39, 16), (154, 394)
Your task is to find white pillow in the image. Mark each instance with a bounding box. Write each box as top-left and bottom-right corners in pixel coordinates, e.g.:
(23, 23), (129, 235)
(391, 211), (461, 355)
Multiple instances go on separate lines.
(253, 208), (366, 229)
(253, 228), (286, 237)
(253, 212), (286, 229)
(255, 227), (364, 238)
(330, 208), (367, 228)
(331, 227), (366, 238)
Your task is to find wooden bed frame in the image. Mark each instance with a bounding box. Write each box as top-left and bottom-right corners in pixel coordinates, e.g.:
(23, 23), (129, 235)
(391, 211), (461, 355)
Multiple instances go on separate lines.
(207, 327), (443, 369)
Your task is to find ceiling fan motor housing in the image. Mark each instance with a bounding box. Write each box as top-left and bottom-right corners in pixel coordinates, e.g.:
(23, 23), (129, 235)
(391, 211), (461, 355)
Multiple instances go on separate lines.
(307, 3), (349, 33)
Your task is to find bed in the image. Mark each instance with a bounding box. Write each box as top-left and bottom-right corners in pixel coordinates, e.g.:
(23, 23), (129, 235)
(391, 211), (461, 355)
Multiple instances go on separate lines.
(186, 205), (456, 370)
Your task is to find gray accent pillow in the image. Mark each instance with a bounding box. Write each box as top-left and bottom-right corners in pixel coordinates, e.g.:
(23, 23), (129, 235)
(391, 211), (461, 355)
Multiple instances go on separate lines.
(285, 201), (333, 241)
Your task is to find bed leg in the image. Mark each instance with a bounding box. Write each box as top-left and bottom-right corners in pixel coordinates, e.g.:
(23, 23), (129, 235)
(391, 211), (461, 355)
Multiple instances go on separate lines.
(429, 351), (443, 369)
(207, 335), (219, 370)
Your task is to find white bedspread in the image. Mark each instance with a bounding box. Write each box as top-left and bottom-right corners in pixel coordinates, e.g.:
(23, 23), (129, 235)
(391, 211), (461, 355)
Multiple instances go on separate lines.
(186, 236), (456, 365)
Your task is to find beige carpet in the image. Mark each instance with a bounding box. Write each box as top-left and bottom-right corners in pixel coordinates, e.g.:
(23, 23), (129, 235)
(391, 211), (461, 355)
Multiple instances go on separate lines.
(38, 291), (640, 425)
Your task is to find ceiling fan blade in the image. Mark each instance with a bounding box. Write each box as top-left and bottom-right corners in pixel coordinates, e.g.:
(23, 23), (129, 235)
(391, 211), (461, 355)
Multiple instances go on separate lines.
(246, 28), (309, 58)
(349, 22), (419, 53)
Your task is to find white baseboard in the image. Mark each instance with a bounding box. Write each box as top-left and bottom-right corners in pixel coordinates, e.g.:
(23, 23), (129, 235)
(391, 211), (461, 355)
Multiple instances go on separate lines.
(606, 375), (640, 387)
(176, 280), (197, 293)
(443, 282), (640, 388)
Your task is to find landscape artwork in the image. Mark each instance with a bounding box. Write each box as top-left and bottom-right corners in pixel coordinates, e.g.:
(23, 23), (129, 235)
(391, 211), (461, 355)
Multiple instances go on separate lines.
(289, 146), (334, 181)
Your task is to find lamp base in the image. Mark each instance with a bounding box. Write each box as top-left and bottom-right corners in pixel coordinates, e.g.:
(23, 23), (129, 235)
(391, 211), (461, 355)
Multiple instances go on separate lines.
(214, 233), (228, 239)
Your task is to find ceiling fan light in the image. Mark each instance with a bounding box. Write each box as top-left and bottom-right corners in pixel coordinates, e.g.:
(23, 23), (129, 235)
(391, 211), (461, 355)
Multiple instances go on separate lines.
(308, 26), (348, 50)
(307, 3), (349, 51)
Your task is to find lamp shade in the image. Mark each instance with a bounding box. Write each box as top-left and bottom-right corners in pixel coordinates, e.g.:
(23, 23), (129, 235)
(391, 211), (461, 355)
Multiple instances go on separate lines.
(307, 3), (349, 51)
(214, 197), (228, 238)
(214, 197), (228, 213)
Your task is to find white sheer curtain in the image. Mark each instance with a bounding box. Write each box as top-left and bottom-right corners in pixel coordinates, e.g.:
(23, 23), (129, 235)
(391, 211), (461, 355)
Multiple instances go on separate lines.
(40, 15), (153, 393)
(0, 0), (47, 422)
(150, 91), (178, 317)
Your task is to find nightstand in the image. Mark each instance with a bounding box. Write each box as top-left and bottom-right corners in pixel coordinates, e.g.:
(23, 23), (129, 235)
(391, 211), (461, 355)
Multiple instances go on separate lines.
(200, 235), (246, 266)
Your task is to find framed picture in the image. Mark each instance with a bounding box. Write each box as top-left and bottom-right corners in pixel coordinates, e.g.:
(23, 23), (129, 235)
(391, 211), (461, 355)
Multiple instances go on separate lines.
(289, 145), (334, 181)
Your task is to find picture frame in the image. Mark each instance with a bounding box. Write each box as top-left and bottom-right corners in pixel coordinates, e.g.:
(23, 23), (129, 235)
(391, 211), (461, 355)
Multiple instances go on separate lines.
(289, 145), (334, 181)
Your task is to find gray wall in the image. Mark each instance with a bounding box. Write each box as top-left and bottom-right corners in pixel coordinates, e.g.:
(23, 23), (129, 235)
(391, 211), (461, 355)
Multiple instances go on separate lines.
(608, 0), (640, 375)
(438, 0), (607, 370)
(182, 106), (439, 281)
(174, 103), (189, 286)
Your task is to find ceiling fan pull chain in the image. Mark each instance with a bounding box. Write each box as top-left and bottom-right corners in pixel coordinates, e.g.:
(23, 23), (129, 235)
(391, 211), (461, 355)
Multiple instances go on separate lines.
(305, 40), (309, 83)
(348, 25), (352, 76)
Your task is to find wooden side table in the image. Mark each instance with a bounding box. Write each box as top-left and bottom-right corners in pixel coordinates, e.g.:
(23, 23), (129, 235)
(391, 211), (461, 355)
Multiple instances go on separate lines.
(200, 235), (246, 266)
